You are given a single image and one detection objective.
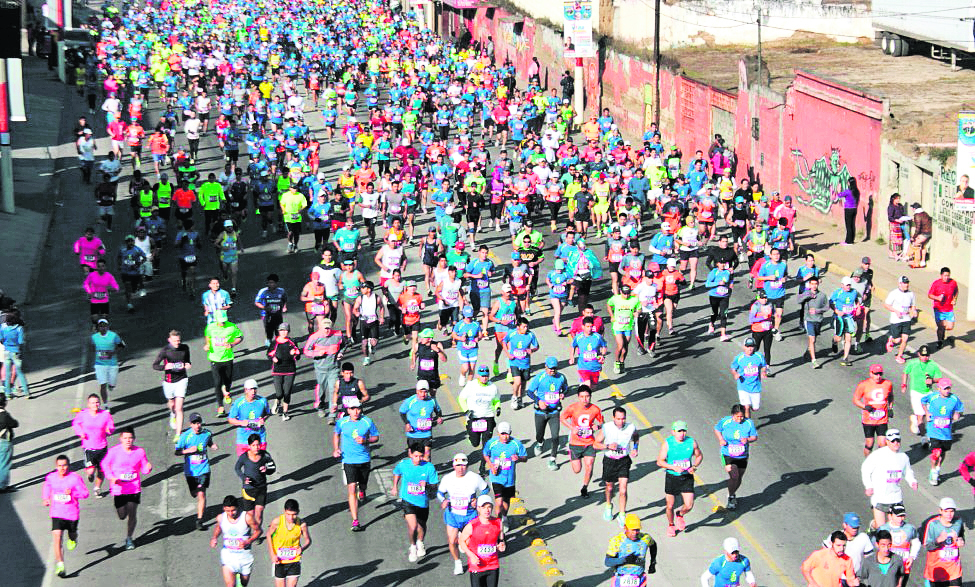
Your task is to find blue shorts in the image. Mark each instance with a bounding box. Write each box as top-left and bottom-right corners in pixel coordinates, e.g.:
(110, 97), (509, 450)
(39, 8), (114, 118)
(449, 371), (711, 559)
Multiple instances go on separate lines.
(614, 329), (632, 337)
(457, 351), (478, 364)
(935, 310), (955, 322)
(833, 314), (856, 336)
(444, 509), (477, 529)
(477, 291), (491, 307)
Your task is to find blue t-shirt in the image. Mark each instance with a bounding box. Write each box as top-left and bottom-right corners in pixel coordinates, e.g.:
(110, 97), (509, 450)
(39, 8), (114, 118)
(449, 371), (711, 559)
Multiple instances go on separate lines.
(465, 259), (495, 292)
(829, 288), (860, 315)
(506, 202), (528, 223)
(795, 265), (820, 292)
(393, 458), (439, 508)
(336, 415), (380, 464)
(229, 396), (271, 445)
(707, 554), (753, 587)
(704, 268), (732, 298)
(484, 437), (527, 487)
(730, 353), (766, 393)
(399, 396), (442, 439)
(548, 270), (571, 299)
(714, 416), (758, 459)
(175, 428), (214, 477)
(91, 331), (123, 366)
(758, 261), (788, 299)
(504, 331), (538, 369)
(453, 320), (482, 357)
(572, 333), (607, 372)
(526, 371), (568, 413)
(922, 393), (964, 441)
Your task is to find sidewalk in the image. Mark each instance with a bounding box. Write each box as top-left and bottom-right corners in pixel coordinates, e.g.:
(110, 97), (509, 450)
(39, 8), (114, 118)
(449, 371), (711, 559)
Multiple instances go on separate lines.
(0, 56), (79, 305)
(795, 213), (975, 355)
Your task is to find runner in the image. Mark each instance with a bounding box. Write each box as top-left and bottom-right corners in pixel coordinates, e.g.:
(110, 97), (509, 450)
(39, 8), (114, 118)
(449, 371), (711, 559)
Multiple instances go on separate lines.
(210, 495), (262, 587)
(204, 312), (243, 417)
(73, 227), (106, 276)
(920, 498), (965, 586)
(797, 276), (829, 368)
(174, 412), (217, 531)
(703, 257), (733, 341)
(852, 364), (894, 457)
(729, 338), (767, 419)
(234, 434), (277, 533)
(883, 276), (917, 364)
(502, 318), (539, 410)
(822, 512), (874, 574)
(525, 357), (567, 470)
(928, 267), (959, 349)
(488, 284), (519, 377)
(459, 365), (502, 465)
(801, 531), (858, 586)
(877, 503), (921, 581)
(656, 420), (703, 537)
(255, 274), (288, 347)
(860, 428), (917, 532)
(482, 421), (526, 532)
(412, 328), (447, 395)
(267, 323), (300, 420)
(561, 386), (604, 498)
(921, 378), (964, 485)
(267, 499), (312, 587)
(700, 537), (757, 587)
(594, 407), (639, 525)
(459, 494), (506, 587)
(902, 345), (942, 437)
(452, 306), (483, 386)
(857, 529), (906, 587)
(829, 276), (862, 367)
(438, 453), (489, 576)
(332, 399), (379, 532)
(228, 379), (271, 456)
(42, 455), (90, 578)
(83, 259), (120, 325)
(604, 514), (657, 586)
(712, 404), (757, 511)
(101, 425), (153, 550)
(90, 319), (125, 405)
(304, 317), (344, 418)
(71, 393), (114, 495)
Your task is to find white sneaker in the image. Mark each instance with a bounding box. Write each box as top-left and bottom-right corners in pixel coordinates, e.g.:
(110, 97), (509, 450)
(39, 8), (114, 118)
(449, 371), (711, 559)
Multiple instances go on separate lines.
(509, 397), (518, 411)
(168, 412), (176, 430)
(416, 540), (426, 557)
(408, 544), (418, 563)
(458, 375), (467, 387)
(453, 559), (464, 575)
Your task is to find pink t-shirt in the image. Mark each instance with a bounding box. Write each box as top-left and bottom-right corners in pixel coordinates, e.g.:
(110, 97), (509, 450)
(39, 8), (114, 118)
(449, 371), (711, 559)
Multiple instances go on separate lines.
(102, 445), (151, 495)
(83, 271), (119, 303)
(43, 471), (90, 521)
(72, 409), (115, 450)
(74, 237), (105, 268)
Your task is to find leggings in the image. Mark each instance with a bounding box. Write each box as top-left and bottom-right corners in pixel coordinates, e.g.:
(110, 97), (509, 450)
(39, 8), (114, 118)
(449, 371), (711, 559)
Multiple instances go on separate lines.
(533, 411), (561, 459)
(386, 304), (403, 335)
(314, 228), (330, 250)
(727, 463), (744, 495)
(263, 313), (283, 342)
(637, 312), (657, 347)
(211, 361), (234, 405)
(470, 569), (499, 587)
(751, 330), (773, 365)
(273, 374), (295, 404)
(709, 296), (729, 329)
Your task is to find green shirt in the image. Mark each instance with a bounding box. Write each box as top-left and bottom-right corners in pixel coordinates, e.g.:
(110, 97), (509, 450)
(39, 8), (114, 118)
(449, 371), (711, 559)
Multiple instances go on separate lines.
(280, 190), (306, 222)
(904, 358), (942, 393)
(205, 322), (242, 363)
(607, 294), (641, 332)
(198, 182), (225, 210)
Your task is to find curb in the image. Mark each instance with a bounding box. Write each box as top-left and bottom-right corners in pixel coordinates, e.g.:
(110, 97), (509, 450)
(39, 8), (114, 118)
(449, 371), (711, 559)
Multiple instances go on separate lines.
(510, 493), (568, 587)
(802, 246), (975, 357)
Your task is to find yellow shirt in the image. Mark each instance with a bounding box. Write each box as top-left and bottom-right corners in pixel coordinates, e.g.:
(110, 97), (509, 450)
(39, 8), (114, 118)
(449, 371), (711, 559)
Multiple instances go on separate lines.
(270, 514), (302, 563)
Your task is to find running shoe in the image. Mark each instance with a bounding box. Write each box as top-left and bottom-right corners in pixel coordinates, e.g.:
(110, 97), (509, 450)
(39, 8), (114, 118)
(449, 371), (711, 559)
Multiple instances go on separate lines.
(603, 504), (613, 521)
(810, 359), (820, 369)
(675, 513), (686, 532)
(408, 544), (418, 563)
(720, 335), (730, 342)
(636, 346), (647, 356)
(492, 363), (500, 376)
(773, 330), (782, 342)
(351, 519), (363, 532)
(547, 458), (558, 471)
(885, 338), (895, 353)
(281, 413), (291, 421)
(55, 562), (65, 578)
(727, 496), (737, 511)
(124, 537), (135, 550)
(416, 540), (426, 557)
(196, 519), (205, 531)
(895, 355), (906, 364)
(65, 537), (77, 551)
(707, 324), (714, 335)
(362, 357), (371, 366)
(453, 559), (464, 575)
(929, 469), (939, 486)
(666, 524), (676, 537)
(223, 394), (232, 405)
(613, 361), (621, 374)
(580, 486), (589, 498)
(616, 513), (626, 528)
(169, 413), (177, 429)
(840, 360), (852, 367)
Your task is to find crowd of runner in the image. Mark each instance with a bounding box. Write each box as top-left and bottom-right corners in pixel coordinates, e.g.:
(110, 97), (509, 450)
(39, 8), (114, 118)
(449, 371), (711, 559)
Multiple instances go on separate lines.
(15, 0), (970, 584)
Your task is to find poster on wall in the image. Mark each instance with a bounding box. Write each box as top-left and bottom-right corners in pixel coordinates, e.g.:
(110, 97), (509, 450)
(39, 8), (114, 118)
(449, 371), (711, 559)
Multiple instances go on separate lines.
(955, 111), (975, 211)
(563, 0), (596, 58)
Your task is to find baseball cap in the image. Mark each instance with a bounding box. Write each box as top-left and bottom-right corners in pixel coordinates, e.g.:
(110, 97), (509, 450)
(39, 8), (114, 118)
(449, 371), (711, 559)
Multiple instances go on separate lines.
(455, 241), (466, 249)
(940, 497), (958, 510)
(869, 364), (883, 374)
(462, 306), (474, 317)
(501, 283), (513, 293)
(890, 503), (907, 516)
(277, 322), (290, 331)
(476, 364), (490, 376)
(344, 397), (362, 408)
(545, 356), (558, 369)
(672, 420), (687, 432)
(623, 513), (641, 530)
(918, 345), (931, 356)
(97, 318), (109, 325)
(841, 277), (853, 286)
(862, 256), (871, 264)
(899, 275), (910, 284)
(666, 258), (678, 268)
(554, 259), (565, 270)
(125, 234), (135, 241)
(885, 429), (901, 442)
(452, 453), (469, 466)
(405, 281), (417, 288)
(621, 285), (632, 294)
(938, 378), (953, 390)
(722, 537), (740, 553)
(843, 512), (860, 528)
(744, 337), (757, 347)
(497, 421), (512, 434)
(415, 380), (430, 391)
(188, 412), (203, 423)
(319, 318), (333, 329)
(476, 494), (493, 507)
(419, 328), (436, 339)
(224, 219), (234, 227)
(511, 251), (521, 260)
(244, 378), (259, 389)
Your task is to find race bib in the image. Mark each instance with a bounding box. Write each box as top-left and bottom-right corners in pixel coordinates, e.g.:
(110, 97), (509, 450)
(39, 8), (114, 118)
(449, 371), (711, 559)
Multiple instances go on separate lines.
(582, 350), (598, 361)
(289, 213), (301, 222)
(406, 481), (425, 496)
(342, 396), (357, 408)
(552, 284), (566, 294)
(870, 409), (886, 420)
(450, 495), (470, 514)
(98, 350), (115, 360)
(476, 544), (497, 556)
(84, 254), (96, 262)
(940, 546), (959, 561)
(511, 349), (527, 359)
(171, 362), (184, 370)
(619, 574), (642, 587)
(92, 291), (109, 300)
(742, 365), (759, 376)
(419, 358), (435, 371)
(672, 459), (691, 470)
(477, 278), (490, 289)
(727, 443), (746, 457)
(53, 492), (72, 502)
(189, 454), (206, 465)
(472, 419), (488, 432)
(224, 537), (245, 550)
(576, 427), (593, 439)
(183, 255), (197, 263)
(415, 417), (432, 431)
(886, 469), (902, 483)
(544, 392), (560, 405)
(277, 547), (299, 560)
(628, 269), (641, 278)
(716, 286), (729, 296)
(497, 458), (512, 470)
(608, 447), (627, 459)
(118, 472), (138, 481)
(934, 417), (951, 428)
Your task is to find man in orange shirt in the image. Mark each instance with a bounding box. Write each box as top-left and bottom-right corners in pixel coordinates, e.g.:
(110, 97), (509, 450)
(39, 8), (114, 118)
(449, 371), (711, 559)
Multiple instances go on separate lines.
(802, 531), (859, 586)
(353, 161), (377, 193)
(125, 120), (145, 170)
(852, 364), (894, 457)
(172, 180), (197, 228)
(397, 281), (425, 350)
(560, 386), (604, 498)
(654, 259), (685, 335)
(581, 115), (600, 143)
(148, 129), (170, 178)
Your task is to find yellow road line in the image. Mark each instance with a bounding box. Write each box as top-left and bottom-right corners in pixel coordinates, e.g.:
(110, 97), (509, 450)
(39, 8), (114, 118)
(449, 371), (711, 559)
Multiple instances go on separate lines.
(612, 382), (799, 587)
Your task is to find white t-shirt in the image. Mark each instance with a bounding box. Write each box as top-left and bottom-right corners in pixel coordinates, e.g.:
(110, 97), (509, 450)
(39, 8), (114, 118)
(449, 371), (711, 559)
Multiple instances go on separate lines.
(437, 471), (487, 515)
(885, 289), (916, 324)
(184, 118), (201, 140)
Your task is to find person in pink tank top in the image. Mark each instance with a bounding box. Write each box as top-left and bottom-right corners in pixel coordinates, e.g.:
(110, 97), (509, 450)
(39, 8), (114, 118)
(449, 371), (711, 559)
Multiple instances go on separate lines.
(82, 259), (120, 325)
(42, 455), (90, 577)
(73, 227), (106, 274)
(71, 394), (115, 495)
(101, 426), (152, 551)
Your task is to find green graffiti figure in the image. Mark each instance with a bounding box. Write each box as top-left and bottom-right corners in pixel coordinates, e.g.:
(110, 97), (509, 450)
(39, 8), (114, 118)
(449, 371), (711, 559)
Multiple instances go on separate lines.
(791, 148), (852, 214)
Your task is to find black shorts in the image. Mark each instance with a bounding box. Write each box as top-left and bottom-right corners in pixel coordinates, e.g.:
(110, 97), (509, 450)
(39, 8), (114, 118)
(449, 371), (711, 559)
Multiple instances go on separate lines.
(90, 302), (110, 315)
(569, 444), (596, 461)
(862, 422), (888, 439)
(723, 456), (748, 471)
(492, 483), (516, 501)
(602, 456), (632, 483)
(121, 274), (141, 287)
(404, 322), (421, 334)
(608, 262), (620, 274)
(401, 502), (430, 525)
(889, 322), (910, 339)
(84, 447), (107, 468)
(930, 438), (953, 453)
(274, 562), (301, 579)
(51, 518), (79, 533)
(343, 462), (371, 486)
(241, 486), (267, 509)
(678, 249), (696, 261)
(360, 320), (380, 340)
(417, 374), (441, 390)
(286, 221), (302, 235)
(664, 473), (695, 496)
(186, 473), (210, 497)
(576, 279), (592, 296)
(114, 493), (141, 508)
(663, 292), (680, 305)
(406, 437), (434, 452)
(930, 580), (963, 587)
(509, 365), (531, 380)
(768, 297), (785, 309)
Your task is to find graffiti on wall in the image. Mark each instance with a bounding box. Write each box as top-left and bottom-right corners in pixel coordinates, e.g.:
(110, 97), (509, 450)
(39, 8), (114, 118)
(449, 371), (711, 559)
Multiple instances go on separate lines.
(790, 148), (852, 214)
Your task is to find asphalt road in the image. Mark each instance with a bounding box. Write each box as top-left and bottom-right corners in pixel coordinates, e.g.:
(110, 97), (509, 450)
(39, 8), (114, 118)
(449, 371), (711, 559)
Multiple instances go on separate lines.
(7, 81), (975, 587)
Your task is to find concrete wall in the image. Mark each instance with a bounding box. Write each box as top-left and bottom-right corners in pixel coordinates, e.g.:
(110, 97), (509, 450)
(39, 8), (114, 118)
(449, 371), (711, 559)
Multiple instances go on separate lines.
(502, 0), (872, 48)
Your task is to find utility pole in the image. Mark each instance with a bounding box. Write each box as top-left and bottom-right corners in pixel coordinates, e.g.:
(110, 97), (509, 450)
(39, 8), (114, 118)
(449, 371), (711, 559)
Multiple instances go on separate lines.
(653, 0), (660, 126)
(755, 4), (763, 88)
(0, 58), (13, 214)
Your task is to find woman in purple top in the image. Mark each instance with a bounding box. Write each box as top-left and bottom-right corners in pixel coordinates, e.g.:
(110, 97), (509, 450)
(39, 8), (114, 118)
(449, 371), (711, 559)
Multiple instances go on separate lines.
(835, 177), (860, 245)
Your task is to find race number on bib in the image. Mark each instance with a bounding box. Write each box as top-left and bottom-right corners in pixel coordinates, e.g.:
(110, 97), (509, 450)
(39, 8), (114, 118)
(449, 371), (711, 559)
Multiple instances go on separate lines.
(472, 419), (488, 432)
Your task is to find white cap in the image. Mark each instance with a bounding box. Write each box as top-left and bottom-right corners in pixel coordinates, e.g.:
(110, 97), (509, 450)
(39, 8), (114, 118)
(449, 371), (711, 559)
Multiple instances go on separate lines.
(723, 537), (740, 553)
(344, 397), (362, 408)
(666, 258), (678, 268)
(415, 380), (430, 391)
(244, 378), (259, 389)
(501, 283), (513, 293)
(940, 497), (958, 510)
(452, 453), (468, 466)
(497, 421), (512, 434)
(476, 494), (493, 507)
(841, 276), (853, 286)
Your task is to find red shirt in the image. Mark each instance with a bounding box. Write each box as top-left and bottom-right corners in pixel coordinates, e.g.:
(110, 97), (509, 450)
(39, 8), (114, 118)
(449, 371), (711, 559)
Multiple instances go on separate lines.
(928, 279), (959, 312)
(466, 517), (502, 572)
